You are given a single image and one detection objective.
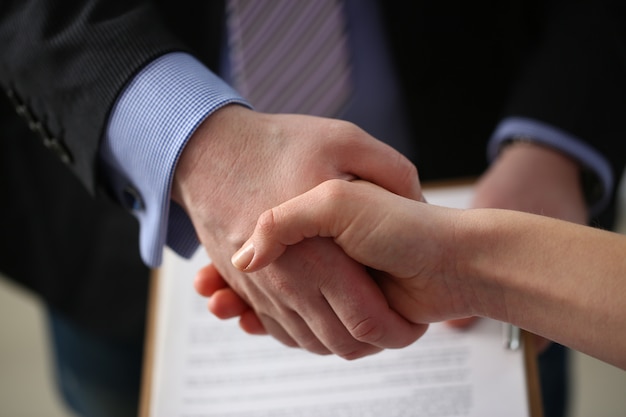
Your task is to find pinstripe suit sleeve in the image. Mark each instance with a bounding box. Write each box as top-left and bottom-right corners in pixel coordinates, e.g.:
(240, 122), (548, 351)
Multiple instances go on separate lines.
(0, 1), (250, 266)
(0, 0), (191, 192)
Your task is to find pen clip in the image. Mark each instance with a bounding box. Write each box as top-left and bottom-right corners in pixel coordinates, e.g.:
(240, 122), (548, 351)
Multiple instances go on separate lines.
(503, 323), (522, 350)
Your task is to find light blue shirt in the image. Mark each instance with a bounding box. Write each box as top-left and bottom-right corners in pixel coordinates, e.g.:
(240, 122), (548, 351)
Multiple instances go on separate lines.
(101, 3), (612, 267)
(100, 53), (250, 266)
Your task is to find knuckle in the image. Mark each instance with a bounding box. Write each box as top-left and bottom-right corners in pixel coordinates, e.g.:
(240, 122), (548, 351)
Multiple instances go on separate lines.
(326, 118), (360, 136)
(256, 208), (279, 236)
(349, 316), (386, 346)
(397, 154), (419, 189)
(320, 178), (352, 204)
(298, 336), (333, 356)
(323, 119), (367, 150)
(332, 342), (380, 361)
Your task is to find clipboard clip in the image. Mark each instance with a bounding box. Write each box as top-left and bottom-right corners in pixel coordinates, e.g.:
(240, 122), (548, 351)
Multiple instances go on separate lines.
(503, 323), (522, 350)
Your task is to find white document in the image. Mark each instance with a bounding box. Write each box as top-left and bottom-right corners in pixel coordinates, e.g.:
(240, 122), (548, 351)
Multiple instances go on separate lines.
(146, 183), (531, 417)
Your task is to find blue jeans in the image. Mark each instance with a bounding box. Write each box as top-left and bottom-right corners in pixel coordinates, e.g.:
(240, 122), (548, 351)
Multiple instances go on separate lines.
(46, 308), (144, 417)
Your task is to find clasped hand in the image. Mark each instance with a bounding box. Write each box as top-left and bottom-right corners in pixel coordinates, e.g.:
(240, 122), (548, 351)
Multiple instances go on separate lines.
(194, 179), (481, 358)
(174, 105), (426, 360)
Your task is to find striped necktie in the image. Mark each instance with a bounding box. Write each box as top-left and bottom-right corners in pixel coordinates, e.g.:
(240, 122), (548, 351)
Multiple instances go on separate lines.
(227, 0), (352, 117)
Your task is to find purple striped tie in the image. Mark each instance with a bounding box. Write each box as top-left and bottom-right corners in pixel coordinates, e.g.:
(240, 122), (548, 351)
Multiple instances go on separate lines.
(227, 0), (352, 117)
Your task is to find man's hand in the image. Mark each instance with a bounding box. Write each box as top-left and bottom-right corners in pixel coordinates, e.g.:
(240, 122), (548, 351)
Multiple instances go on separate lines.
(194, 263), (267, 335)
(173, 105), (425, 359)
(472, 141), (587, 223)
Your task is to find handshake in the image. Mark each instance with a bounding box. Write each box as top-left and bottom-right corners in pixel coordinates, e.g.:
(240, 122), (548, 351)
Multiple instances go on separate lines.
(196, 179), (464, 358)
(193, 178), (626, 370)
(177, 109), (622, 369)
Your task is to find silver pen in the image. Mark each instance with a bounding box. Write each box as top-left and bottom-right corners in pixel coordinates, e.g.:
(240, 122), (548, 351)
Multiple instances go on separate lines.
(503, 323), (522, 350)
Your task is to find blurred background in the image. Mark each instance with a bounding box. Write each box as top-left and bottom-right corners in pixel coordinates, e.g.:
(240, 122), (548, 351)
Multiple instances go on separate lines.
(1, 172), (626, 417)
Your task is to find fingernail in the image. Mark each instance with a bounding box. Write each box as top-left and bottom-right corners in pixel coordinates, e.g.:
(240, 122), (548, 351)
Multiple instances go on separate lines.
(231, 242), (255, 270)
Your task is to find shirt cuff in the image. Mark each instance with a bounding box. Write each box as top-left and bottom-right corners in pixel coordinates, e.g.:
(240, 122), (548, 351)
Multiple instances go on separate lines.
(488, 116), (613, 216)
(100, 52), (250, 267)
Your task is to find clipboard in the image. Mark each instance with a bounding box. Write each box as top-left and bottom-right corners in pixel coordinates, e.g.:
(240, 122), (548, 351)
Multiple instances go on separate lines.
(139, 266), (543, 417)
(139, 180), (544, 417)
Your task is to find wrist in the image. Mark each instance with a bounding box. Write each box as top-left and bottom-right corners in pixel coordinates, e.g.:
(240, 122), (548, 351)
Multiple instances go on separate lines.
(479, 138), (588, 224)
(498, 137), (581, 179)
(172, 104), (252, 210)
(498, 137), (592, 215)
(453, 209), (515, 322)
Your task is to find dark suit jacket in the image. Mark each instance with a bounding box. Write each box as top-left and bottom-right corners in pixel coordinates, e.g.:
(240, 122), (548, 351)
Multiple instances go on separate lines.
(1, 0), (625, 339)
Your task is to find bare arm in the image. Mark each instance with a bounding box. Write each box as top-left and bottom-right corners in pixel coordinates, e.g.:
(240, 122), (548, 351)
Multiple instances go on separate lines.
(457, 206), (626, 370)
(449, 140), (589, 347)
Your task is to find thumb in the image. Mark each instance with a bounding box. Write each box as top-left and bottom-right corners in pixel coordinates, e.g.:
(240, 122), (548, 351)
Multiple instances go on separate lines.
(231, 236), (290, 272)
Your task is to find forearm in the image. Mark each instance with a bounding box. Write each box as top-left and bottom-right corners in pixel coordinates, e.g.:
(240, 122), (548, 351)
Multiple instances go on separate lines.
(461, 208), (626, 368)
